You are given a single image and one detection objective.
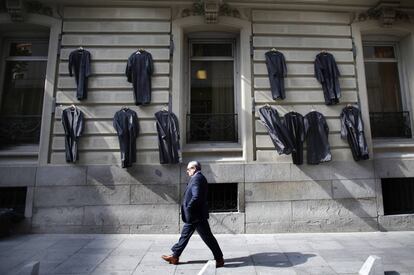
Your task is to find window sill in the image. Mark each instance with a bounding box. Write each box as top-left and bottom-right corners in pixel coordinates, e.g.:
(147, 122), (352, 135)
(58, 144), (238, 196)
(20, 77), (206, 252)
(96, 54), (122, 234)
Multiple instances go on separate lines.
(182, 143), (242, 153)
(373, 138), (414, 149)
(0, 145), (39, 157)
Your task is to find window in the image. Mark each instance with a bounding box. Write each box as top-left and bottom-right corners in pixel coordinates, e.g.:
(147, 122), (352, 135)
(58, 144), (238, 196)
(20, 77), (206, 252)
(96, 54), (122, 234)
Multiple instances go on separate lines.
(0, 187), (27, 215)
(363, 44), (411, 138)
(187, 39), (238, 143)
(208, 183), (238, 213)
(382, 178), (414, 215)
(0, 40), (48, 148)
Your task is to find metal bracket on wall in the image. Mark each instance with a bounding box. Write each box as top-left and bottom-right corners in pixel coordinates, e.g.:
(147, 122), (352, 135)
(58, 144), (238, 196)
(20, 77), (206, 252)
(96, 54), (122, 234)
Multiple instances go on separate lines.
(51, 98), (56, 114)
(251, 97), (255, 113)
(249, 35), (254, 57)
(170, 35), (174, 57)
(352, 38), (357, 59)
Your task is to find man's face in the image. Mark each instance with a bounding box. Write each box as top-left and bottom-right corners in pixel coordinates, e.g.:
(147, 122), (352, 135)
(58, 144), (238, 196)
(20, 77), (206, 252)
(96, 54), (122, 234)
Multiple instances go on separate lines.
(186, 165), (196, 176)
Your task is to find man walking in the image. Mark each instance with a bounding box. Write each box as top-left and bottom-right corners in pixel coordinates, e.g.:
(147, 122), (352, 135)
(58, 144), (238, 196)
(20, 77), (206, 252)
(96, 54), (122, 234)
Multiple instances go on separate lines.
(162, 161), (224, 267)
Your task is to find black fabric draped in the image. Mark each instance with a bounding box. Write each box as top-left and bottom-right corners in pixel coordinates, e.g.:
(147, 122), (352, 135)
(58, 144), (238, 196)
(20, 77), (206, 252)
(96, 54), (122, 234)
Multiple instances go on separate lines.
(284, 112), (305, 165)
(314, 52), (341, 105)
(126, 50), (154, 105)
(341, 105), (369, 161)
(113, 108), (139, 168)
(259, 106), (294, 155)
(155, 110), (180, 164)
(304, 111), (332, 164)
(62, 106), (84, 163)
(265, 50), (287, 100)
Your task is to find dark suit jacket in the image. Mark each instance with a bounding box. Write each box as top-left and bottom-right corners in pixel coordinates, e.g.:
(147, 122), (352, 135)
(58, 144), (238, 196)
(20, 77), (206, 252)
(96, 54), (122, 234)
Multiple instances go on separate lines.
(181, 172), (209, 224)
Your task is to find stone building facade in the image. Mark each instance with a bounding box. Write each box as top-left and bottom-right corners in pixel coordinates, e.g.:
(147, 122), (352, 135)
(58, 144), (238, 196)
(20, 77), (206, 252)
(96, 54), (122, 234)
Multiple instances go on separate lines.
(1, 0), (414, 233)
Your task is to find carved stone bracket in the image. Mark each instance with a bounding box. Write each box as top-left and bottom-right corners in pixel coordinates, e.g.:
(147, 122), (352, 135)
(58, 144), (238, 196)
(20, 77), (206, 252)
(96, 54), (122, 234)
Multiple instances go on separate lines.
(181, 0), (240, 24)
(356, 1), (411, 27)
(2, 0), (53, 22)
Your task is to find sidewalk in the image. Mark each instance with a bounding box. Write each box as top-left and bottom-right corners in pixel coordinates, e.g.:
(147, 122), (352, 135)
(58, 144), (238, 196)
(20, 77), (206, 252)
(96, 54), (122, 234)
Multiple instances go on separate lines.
(0, 232), (413, 275)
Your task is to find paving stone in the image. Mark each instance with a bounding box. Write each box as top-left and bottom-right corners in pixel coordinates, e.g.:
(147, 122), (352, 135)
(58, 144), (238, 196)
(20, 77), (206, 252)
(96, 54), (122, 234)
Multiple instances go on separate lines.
(308, 240), (344, 250)
(95, 255), (141, 271)
(328, 260), (365, 273)
(132, 265), (176, 275)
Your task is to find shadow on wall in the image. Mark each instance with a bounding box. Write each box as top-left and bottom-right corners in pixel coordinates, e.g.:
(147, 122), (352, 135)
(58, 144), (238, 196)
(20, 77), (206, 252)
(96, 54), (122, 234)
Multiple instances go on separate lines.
(297, 159), (409, 232)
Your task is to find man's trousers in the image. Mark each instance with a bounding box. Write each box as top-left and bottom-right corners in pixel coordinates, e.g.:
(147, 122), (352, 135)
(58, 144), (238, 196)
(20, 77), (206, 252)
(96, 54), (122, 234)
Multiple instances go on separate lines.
(171, 219), (223, 260)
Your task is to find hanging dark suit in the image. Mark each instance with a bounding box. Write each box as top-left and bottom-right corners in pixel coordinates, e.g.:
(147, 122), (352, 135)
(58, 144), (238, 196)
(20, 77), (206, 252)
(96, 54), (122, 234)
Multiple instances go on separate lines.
(259, 106), (294, 155)
(341, 106), (369, 161)
(304, 111), (332, 164)
(284, 112), (305, 165)
(61, 106), (84, 163)
(265, 50), (287, 100)
(314, 52), (341, 105)
(125, 50), (154, 105)
(155, 110), (180, 164)
(69, 49), (91, 100)
(113, 108), (139, 168)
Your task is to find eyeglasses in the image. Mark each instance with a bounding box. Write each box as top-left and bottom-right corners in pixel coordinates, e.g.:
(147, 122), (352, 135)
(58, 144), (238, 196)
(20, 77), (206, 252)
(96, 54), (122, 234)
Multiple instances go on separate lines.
(186, 167), (195, 171)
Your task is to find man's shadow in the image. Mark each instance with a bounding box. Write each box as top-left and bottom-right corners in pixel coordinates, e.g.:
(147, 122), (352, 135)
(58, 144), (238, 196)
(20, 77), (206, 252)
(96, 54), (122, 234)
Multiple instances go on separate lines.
(183, 252), (316, 268)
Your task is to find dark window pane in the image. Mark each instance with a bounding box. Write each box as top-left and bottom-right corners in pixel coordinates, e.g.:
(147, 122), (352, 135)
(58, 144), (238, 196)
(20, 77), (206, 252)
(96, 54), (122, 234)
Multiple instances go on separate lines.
(1, 61), (46, 116)
(0, 61), (46, 145)
(188, 60), (236, 142)
(363, 45), (395, 59)
(190, 61), (234, 114)
(207, 183), (238, 213)
(382, 178), (414, 215)
(9, 41), (49, 56)
(192, 43), (232, 57)
(365, 62), (402, 113)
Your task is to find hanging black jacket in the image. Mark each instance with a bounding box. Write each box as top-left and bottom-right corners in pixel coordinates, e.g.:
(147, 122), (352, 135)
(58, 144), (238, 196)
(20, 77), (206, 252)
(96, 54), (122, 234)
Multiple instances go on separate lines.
(61, 106), (84, 163)
(265, 50), (287, 100)
(113, 108), (139, 168)
(125, 50), (154, 105)
(304, 111), (331, 164)
(284, 112), (305, 165)
(341, 106), (369, 161)
(69, 49), (91, 100)
(259, 106), (294, 155)
(155, 110), (180, 164)
(315, 52), (341, 105)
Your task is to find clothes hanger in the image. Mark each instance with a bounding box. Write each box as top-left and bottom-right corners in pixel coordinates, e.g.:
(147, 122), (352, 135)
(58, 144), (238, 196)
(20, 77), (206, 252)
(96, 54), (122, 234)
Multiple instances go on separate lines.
(310, 105), (316, 112)
(136, 48), (145, 54)
(161, 105), (168, 112)
(271, 48), (277, 52)
(264, 103), (271, 108)
(78, 46), (84, 51)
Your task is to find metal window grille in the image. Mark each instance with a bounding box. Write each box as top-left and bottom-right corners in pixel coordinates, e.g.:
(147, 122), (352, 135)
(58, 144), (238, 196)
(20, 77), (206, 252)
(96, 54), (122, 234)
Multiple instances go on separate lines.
(0, 115), (42, 145)
(369, 112), (412, 138)
(186, 113), (238, 142)
(382, 178), (414, 215)
(208, 183), (238, 213)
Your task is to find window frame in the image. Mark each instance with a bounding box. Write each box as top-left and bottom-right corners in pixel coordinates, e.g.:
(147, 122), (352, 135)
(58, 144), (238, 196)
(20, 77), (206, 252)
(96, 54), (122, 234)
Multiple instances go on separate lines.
(0, 38), (49, 146)
(186, 34), (240, 145)
(363, 40), (414, 139)
(0, 38), (49, 110)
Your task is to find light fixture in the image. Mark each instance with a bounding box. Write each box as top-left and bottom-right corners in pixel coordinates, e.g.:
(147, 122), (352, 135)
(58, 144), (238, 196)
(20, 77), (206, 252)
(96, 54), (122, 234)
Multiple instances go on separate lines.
(196, 70), (207, 80)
